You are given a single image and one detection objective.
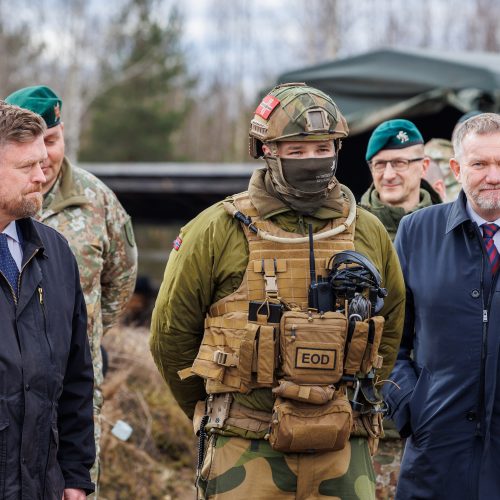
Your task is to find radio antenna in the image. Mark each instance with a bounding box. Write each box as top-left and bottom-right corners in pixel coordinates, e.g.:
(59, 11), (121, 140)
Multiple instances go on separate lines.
(309, 224), (316, 284)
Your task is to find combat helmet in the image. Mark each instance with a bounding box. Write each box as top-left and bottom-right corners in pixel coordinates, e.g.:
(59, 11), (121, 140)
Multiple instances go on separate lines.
(249, 82), (348, 158)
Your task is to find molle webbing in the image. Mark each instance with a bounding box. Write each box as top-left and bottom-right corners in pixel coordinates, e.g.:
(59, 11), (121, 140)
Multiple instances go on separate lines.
(188, 191), (357, 394)
(209, 192), (355, 317)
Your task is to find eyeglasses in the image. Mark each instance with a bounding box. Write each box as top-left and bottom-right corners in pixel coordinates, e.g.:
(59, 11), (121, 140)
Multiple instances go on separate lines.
(369, 157), (424, 173)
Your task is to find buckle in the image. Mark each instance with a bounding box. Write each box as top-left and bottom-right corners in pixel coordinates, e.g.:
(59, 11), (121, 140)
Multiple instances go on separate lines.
(213, 350), (238, 367)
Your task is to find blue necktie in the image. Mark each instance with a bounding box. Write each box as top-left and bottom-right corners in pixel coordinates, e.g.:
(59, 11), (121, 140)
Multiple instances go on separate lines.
(0, 233), (20, 297)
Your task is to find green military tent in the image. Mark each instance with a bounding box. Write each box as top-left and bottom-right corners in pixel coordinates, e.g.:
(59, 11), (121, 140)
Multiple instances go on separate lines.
(278, 47), (500, 196)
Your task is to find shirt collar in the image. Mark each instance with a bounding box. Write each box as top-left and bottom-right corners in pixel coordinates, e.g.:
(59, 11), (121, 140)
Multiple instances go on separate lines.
(466, 200), (500, 227)
(2, 220), (20, 243)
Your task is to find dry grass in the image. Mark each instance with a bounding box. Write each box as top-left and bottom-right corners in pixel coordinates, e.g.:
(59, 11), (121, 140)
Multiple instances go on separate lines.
(99, 326), (197, 500)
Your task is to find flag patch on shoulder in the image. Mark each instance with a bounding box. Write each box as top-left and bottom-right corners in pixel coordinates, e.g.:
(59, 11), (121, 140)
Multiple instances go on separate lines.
(173, 236), (183, 251)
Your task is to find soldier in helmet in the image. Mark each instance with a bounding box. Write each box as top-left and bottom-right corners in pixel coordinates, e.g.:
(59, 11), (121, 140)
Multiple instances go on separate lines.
(150, 83), (405, 499)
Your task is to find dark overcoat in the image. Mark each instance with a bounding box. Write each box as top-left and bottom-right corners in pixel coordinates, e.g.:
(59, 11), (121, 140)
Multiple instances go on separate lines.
(383, 192), (500, 500)
(0, 217), (94, 499)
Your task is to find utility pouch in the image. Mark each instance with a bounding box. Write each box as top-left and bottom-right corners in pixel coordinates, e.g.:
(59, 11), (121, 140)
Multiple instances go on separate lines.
(344, 315), (384, 376)
(279, 311), (347, 385)
(272, 380), (336, 405)
(191, 310), (279, 393)
(268, 392), (352, 453)
(361, 412), (383, 456)
(191, 313), (245, 392)
(360, 316), (384, 374)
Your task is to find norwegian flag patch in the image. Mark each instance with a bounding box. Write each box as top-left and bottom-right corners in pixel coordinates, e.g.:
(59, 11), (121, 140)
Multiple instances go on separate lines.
(173, 236), (183, 251)
(255, 94), (280, 119)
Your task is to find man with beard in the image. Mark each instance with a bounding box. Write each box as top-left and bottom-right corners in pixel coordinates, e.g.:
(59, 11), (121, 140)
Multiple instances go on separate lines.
(0, 102), (94, 498)
(6, 85), (137, 495)
(150, 83), (405, 499)
(383, 112), (500, 499)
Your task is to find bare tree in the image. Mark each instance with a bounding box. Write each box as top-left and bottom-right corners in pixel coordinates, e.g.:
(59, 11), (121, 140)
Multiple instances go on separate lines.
(0, 0), (45, 97)
(292, 0), (341, 65)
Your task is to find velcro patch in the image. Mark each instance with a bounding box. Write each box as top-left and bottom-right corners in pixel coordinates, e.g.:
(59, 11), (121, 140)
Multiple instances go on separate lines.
(173, 236), (182, 251)
(295, 348), (337, 370)
(255, 94), (280, 120)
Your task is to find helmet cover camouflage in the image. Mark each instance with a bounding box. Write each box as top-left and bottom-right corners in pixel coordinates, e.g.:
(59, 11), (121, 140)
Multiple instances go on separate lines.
(424, 137), (460, 201)
(249, 82), (349, 158)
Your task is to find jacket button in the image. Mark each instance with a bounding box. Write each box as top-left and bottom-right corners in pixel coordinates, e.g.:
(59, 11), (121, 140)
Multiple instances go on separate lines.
(470, 289), (480, 298)
(466, 411), (477, 421)
(21, 457), (26, 464)
(24, 384), (30, 391)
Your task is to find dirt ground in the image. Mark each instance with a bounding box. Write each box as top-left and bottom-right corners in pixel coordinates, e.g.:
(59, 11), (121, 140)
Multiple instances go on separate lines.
(99, 326), (197, 500)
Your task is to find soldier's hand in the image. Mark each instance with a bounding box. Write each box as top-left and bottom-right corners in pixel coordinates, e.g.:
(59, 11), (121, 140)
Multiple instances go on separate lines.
(62, 488), (87, 500)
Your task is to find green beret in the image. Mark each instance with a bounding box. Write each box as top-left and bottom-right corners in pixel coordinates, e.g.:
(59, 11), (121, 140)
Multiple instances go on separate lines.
(366, 119), (423, 161)
(5, 85), (62, 128)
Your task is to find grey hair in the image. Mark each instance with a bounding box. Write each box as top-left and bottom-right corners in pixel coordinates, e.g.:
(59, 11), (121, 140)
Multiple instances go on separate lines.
(452, 112), (500, 160)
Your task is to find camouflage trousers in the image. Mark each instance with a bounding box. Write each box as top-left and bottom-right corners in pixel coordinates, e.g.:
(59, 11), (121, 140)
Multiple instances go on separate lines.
(89, 388), (103, 499)
(198, 435), (376, 499)
(372, 439), (403, 500)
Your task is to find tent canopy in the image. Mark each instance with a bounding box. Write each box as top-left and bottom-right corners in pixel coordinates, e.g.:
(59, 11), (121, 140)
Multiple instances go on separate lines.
(277, 47), (500, 197)
(279, 47), (500, 134)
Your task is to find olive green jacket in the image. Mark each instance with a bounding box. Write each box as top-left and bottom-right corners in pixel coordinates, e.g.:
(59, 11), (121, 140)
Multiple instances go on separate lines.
(359, 179), (441, 241)
(150, 175), (405, 419)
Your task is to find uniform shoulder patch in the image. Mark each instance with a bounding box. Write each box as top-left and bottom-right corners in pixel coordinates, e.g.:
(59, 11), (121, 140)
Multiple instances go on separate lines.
(173, 236), (183, 251)
(255, 94), (280, 120)
(124, 219), (136, 247)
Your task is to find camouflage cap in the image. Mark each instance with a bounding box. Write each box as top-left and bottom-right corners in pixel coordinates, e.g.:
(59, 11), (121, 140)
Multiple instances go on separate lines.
(366, 119), (423, 161)
(249, 82), (348, 158)
(5, 85), (62, 128)
(424, 137), (460, 200)
(424, 138), (453, 163)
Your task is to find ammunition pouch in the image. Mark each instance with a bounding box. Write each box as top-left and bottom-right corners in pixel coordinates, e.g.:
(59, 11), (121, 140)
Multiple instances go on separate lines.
(268, 391), (352, 453)
(344, 316), (384, 376)
(188, 312), (277, 393)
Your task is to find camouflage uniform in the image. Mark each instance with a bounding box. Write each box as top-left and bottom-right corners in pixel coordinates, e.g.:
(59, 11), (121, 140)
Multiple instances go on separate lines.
(200, 435), (376, 499)
(38, 157), (138, 493)
(151, 83), (405, 499)
(424, 138), (460, 200)
(151, 183), (405, 499)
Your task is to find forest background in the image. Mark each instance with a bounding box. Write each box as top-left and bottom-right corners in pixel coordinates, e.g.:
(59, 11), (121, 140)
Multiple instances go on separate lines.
(2, 0), (500, 166)
(2, 1), (500, 498)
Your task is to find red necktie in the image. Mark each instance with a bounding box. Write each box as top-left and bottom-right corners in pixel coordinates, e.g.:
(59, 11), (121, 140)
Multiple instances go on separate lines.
(482, 223), (500, 275)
